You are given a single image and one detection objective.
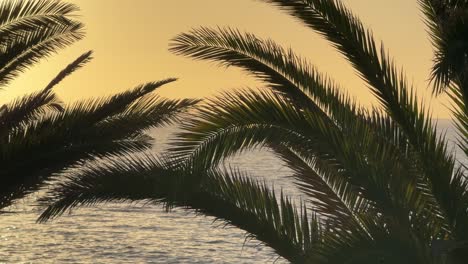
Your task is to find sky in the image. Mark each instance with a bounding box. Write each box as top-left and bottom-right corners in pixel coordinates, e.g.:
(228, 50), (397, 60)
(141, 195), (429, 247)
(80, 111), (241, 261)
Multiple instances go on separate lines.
(3, 0), (453, 118)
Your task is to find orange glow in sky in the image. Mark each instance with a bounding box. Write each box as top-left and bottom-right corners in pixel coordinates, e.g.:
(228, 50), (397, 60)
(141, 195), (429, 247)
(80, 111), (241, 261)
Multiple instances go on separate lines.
(3, 0), (452, 118)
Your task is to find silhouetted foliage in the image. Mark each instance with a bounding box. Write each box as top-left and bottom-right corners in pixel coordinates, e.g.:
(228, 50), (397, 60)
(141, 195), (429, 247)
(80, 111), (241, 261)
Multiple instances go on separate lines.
(0, 0), (197, 209)
(39, 0), (468, 263)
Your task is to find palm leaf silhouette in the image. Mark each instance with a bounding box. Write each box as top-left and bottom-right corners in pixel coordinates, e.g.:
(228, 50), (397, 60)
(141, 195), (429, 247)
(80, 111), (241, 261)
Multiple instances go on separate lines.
(0, 0), (198, 210)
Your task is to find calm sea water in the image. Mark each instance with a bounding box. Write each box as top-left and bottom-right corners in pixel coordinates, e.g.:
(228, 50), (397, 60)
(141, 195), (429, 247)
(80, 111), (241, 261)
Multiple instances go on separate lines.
(0, 120), (464, 263)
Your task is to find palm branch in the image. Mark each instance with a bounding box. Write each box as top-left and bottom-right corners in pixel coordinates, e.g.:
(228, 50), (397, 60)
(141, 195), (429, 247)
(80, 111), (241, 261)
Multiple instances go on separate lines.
(1, 68), (197, 208)
(37, 155), (323, 263)
(0, 0), (84, 87)
(0, 0), (199, 209)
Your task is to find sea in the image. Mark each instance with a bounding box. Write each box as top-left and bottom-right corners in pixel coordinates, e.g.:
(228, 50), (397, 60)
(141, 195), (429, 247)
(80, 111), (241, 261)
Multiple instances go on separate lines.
(0, 120), (464, 263)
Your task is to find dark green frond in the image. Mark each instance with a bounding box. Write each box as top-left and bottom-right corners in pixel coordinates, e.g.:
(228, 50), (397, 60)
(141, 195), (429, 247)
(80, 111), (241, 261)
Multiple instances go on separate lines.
(261, 0), (466, 242)
(0, 0), (83, 87)
(1, 77), (195, 209)
(269, 144), (371, 233)
(0, 89), (59, 137)
(448, 85), (468, 156)
(37, 155), (321, 263)
(44, 50), (93, 91)
(0, 0), (78, 27)
(170, 26), (359, 123)
(171, 89), (440, 234)
(0, 51), (93, 136)
(419, 0), (468, 95)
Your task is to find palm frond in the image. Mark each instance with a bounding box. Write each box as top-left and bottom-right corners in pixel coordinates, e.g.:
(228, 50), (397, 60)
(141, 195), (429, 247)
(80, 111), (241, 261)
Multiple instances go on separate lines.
(170, 27), (435, 222)
(0, 0), (78, 46)
(0, 0), (83, 87)
(44, 50), (93, 91)
(419, 0), (468, 95)
(1, 78), (196, 209)
(0, 89), (59, 136)
(169, 26), (426, 189)
(448, 85), (468, 156)
(37, 154), (321, 263)
(0, 0), (78, 27)
(171, 89), (442, 236)
(269, 144), (371, 232)
(261, 0), (467, 242)
(0, 51), (93, 136)
(170, 26), (359, 123)
(170, 24), (441, 225)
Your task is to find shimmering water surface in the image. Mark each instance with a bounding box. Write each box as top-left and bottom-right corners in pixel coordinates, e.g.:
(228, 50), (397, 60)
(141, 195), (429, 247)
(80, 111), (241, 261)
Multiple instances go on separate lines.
(0, 121), (464, 263)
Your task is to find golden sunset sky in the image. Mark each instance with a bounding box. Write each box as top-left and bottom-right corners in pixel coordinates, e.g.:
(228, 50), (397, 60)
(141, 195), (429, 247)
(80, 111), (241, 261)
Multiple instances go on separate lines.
(3, 0), (453, 118)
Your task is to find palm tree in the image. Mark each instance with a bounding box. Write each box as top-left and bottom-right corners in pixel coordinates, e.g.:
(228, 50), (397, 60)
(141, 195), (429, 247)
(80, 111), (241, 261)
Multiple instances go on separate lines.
(0, 0), (197, 209)
(38, 0), (468, 263)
